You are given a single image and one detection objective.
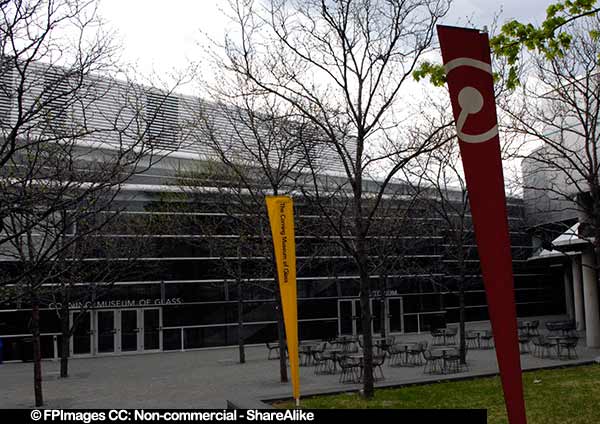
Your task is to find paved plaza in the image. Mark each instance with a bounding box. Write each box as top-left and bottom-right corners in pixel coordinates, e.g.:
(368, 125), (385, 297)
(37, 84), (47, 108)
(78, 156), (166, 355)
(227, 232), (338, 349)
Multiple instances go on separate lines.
(1, 318), (599, 409)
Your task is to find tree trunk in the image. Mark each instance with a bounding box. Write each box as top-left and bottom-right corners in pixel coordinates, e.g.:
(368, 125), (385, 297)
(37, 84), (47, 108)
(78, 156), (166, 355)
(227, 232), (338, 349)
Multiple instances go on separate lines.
(237, 280), (245, 364)
(30, 291), (44, 407)
(458, 284), (467, 364)
(357, 244), (374, 398)
(379, 276), (388, 339)
(60, 300), (70, 378)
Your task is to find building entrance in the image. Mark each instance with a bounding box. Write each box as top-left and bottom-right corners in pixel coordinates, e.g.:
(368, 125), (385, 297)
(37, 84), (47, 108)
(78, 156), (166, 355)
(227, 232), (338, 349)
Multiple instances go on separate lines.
(70, 308), (162, 356)
(337, 297), (404, 337)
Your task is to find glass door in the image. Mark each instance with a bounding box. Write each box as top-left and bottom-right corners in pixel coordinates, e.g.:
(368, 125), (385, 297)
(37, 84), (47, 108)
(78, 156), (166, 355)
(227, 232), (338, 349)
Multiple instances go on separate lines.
(387, 297), (404, 334)
(143, 308), (161, 351)
(96, 310), (116, 353)
(338, 300), (354, 336)
(372, 299), (382, 335)
(338, 299), (364, 336)
(70, 311), (92, 355)
(120, 309), (140, 352)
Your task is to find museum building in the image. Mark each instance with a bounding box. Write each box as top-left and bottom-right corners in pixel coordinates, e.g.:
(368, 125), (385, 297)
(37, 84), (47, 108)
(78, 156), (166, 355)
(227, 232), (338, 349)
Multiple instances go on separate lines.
(0, 65), (564, 361)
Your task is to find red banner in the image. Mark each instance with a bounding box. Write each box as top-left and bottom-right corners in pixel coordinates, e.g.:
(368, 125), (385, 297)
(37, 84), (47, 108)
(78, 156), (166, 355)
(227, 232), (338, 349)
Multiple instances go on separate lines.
(437, 25), (526, 424)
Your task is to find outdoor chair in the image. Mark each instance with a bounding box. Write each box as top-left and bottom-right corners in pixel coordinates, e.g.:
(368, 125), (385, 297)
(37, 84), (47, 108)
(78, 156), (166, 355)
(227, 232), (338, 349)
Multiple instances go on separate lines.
(445, 327), (458, 345)
(372, 353), (387, 381)
(384, 336), (396, 350)
(545, 321), (561, 335)
(561, 321), (577, 335)
(545, 320), (575, 336)
(387, 343), (406, 367)
(529, 320), (540, 336)
(338, 356), (361, 384)
(441, 348), (461, 374)
(518, 335), (531, 354)
(302, 342), (326, 366)
(479, 330), (494, 349)
(465, 331), (480, 349)
(266, 342), (280, 360)
(422, 349), (443, 374)
(531, 335), (553, 359)
(312, 350), (335, 375)
(558, 336), (579, 360)
(430, 329), (445, 346)
(407, 341), (428, 366)
(340, 339), (360, 354)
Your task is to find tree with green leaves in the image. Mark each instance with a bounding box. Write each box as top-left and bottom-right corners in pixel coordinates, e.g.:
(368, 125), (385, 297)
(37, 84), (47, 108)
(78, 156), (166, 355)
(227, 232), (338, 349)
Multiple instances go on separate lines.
(414, 0), (600, 89)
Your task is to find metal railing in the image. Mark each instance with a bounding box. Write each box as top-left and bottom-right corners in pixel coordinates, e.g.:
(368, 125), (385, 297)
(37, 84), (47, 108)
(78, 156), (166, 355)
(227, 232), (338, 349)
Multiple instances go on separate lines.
(0, 332), (62, 361)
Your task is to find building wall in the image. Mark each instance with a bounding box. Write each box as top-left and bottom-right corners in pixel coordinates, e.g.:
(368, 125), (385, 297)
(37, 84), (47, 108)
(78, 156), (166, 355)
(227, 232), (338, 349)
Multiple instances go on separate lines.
(0, 179), (564, 360)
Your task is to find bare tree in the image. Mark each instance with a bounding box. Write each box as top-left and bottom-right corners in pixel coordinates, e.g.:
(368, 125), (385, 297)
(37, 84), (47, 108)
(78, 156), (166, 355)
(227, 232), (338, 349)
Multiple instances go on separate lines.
(176, 83), (314, 382)
(405, 138), (478, 364)
(215, 0), (454, 398)
(49, 212), (152, 379)
(153, 162), (277, 365)
(0, 0), (189, 406)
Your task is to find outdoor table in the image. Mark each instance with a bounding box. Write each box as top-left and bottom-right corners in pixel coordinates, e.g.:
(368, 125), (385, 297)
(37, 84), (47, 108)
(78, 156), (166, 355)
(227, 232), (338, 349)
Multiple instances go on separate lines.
(436, 329), (454, 345)
(475, 330), (494, 349)
(518, 321), (534, 337)
(373, 339), (390, 354)
(334, 338), (356, 353)
(326, 349), (343, 372)
(392, 343), (418, 367)
(547, 336), (569, 358)
(518, 335), (531, 354)
(299, 344), (318, 366)
(346, 354), (364, 383)
(432, 347), (459, 373)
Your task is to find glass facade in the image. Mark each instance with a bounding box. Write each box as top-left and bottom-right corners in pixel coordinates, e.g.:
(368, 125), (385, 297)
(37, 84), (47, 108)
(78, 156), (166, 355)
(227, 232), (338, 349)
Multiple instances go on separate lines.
(0, 191), (566, 361)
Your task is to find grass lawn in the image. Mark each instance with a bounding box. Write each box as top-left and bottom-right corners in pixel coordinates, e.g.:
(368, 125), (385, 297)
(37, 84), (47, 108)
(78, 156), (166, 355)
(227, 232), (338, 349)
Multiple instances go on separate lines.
(274, 364), (600, 424)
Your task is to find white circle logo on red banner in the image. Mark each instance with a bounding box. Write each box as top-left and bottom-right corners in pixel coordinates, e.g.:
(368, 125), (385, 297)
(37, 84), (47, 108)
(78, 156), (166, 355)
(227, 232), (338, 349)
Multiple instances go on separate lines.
(444, 57), (498, 144)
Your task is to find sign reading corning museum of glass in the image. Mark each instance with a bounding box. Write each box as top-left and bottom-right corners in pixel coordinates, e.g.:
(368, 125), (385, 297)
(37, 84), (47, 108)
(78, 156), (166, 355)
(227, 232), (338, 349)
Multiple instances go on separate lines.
(438, 25), (527, 424)
(48, 297), (183, 310)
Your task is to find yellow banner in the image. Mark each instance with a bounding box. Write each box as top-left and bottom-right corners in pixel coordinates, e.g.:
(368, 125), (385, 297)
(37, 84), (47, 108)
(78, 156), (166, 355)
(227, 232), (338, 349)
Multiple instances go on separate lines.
(265, 195), (299, 404)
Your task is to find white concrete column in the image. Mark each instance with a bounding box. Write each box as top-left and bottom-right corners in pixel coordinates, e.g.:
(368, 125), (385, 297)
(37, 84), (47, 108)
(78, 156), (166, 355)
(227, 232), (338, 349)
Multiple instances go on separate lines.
(581, 249), (600, 347)
(572, 255), (585, 331)
(563, 266), (574, 320)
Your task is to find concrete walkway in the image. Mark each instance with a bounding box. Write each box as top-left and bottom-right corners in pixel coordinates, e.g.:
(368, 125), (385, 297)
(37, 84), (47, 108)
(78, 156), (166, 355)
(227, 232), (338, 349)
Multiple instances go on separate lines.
(1, 321), (599, 408)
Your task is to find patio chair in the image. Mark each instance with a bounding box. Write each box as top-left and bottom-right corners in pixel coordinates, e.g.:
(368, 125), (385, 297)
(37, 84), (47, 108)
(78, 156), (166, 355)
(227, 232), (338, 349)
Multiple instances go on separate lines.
(266, 342), (280, 360)
(479, 330), (494, 349)
(545, 321), (562, 335)
(338, 356), (361, 383)
(312, 350), (335, 375)
(442, 348), (461, 374)
(561, 321), (577, 336)
(465, 331), (480, 349)
(422, 349), (443, 374)
(529, 320), (540, 336)
(445, 327), (458, 345)
(558, 336), (579, 360)
(531, 335), (553, 359)
(518, 335), (531, 354)
(387, 343), (407, 367)
(372, 353), (387, 381)
(430, 329), (445, 346)
(407, 341), (428, 366)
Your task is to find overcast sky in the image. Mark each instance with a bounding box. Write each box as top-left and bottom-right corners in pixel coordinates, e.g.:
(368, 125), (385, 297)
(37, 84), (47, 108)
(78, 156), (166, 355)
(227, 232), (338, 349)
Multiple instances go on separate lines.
(99, 0), (557, 91)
